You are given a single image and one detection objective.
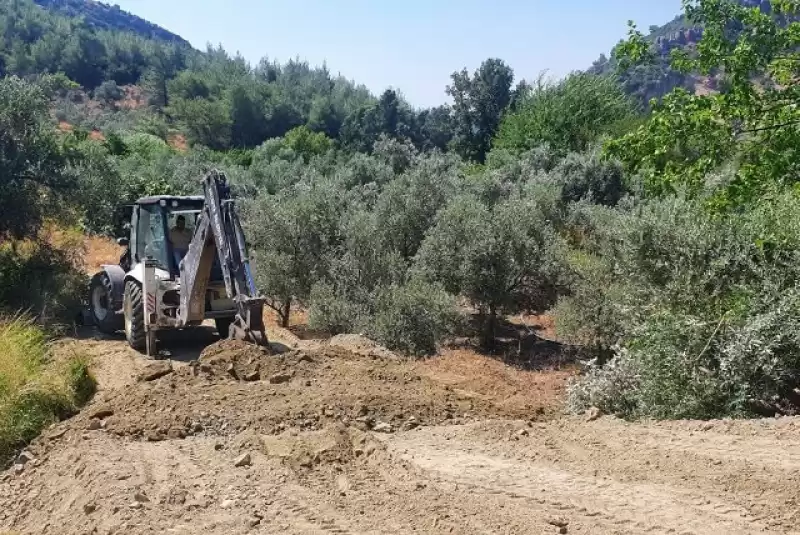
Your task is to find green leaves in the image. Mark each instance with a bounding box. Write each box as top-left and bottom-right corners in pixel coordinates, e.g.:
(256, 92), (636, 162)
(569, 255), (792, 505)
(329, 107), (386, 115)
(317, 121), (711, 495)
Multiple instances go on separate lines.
(0, 76), (72, 238)
(607, 0), (800, 206)
(447, 59), (515, 163)
(495, 73), (638, 156)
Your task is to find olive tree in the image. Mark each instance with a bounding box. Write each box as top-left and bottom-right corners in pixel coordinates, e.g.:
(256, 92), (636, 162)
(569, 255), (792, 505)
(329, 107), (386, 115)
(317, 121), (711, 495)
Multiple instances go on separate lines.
(415, 194), (567, 348)
(244, 179), (345, 327)
(0, 76), (73, 239)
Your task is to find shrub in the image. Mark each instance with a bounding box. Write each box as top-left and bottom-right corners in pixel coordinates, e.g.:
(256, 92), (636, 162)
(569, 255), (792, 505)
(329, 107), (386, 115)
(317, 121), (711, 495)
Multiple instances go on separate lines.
(0, 76), (73, 239)
(283, 126), (333, 162)
(307, 281), (370, 335)
(495, 73), (637, 156)
(551, 151), (628, 206)
(94, 80), (123, 103)
(565, 347), (641, 416)
(368, 279), (460, 356)
(415, 194), (569, 348)
(122, 132), (173, 159)
(0, 225), (87, 323)
(245, 180), (347, 326)
(0, 317), (95, 462)
(564, 191), (800, 419)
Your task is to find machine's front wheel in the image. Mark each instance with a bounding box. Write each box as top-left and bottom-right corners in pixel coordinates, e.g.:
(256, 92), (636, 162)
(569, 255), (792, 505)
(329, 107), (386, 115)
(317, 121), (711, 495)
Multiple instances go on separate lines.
(124, 280), (146, 351)
(89, 272), (123, 334)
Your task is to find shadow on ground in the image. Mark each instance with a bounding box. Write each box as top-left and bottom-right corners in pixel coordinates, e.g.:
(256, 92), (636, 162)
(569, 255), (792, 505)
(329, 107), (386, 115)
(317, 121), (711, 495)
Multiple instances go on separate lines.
(449, 315), (581, 371)
(70, 324), (290, 362)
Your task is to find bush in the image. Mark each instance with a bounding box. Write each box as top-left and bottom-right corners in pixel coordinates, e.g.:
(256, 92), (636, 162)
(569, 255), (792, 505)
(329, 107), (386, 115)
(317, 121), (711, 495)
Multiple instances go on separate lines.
(245, 179), (347, 326)
(94, 80), (123, 103)
(551, 151), (628, 206)
(368, 280), (460, 356)
(415, 193), (569, 348)
(1, 76), (73, 239)
(0, 225), (87, 323)
(122, 132), (173, 159)
(565, 347), (641, 416)
(564, 192), (800, 419)
(307, 281), (370, 335)
(0, 317), (95, 462)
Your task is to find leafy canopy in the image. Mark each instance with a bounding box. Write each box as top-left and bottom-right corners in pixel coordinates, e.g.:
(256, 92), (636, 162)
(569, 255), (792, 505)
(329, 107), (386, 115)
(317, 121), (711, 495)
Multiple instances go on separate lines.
(606, 0), (800, 207)
(495, 73), (638, 156)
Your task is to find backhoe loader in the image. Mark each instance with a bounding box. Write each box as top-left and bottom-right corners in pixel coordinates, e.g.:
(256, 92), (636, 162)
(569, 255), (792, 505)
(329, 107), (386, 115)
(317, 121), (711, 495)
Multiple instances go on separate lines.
(88, 170), (268, 355)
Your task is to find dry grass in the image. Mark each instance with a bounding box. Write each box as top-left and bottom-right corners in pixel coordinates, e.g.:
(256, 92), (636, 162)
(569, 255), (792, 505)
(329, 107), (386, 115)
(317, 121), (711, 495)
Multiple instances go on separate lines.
(0, 317), (95, 463)
(0, 317), (47, 399)
(82, 234), (122, 275)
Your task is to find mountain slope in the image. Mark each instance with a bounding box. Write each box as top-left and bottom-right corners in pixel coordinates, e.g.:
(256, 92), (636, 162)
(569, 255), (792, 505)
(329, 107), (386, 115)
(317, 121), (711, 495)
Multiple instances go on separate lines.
(32, 0), (190, 45)
(591, 0), (774, 106)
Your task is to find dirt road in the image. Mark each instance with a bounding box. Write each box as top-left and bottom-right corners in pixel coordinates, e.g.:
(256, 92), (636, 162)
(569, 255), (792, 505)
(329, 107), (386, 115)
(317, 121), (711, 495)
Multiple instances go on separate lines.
(1, 331), (799, 535)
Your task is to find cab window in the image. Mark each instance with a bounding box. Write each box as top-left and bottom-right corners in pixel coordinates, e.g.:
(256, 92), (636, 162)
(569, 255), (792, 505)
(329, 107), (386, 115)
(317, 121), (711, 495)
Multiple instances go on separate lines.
(135, 205), (169, 271)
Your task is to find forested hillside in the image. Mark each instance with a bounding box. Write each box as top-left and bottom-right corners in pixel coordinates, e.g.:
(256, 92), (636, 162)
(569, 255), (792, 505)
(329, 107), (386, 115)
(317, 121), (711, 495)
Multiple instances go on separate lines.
(31, 0), (188, 44)
(0, 0), (540, 156)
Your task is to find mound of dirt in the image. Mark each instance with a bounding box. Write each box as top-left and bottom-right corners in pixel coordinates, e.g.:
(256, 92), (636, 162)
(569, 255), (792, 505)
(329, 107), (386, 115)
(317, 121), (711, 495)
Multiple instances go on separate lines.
(259, 424), (380, 470)
(196, 339), (276, 381)
(327, 334), (398, 360)
(46, 340), (548, 446)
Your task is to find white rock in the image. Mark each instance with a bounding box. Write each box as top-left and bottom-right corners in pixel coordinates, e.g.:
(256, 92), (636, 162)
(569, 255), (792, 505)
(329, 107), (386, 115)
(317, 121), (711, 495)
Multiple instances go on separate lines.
(16, 451), (35, 465)
(373, 421), (394, 433)
(234, 453), (252, 467)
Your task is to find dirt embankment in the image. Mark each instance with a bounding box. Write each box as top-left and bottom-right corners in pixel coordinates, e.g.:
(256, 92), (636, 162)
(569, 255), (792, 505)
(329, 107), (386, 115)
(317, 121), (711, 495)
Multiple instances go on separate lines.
(1, 333), (799, 535)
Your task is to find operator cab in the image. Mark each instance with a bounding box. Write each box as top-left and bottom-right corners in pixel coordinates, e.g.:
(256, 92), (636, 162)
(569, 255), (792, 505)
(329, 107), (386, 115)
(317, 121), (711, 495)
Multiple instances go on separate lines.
(128, 195), (205, 278)
(124, 195), (219, 282)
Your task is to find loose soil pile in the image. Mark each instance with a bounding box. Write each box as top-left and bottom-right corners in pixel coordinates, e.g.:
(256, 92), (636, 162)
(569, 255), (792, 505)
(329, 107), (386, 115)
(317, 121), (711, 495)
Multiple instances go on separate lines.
(58, 339), (546, 445)
(3, 335), (798, 535)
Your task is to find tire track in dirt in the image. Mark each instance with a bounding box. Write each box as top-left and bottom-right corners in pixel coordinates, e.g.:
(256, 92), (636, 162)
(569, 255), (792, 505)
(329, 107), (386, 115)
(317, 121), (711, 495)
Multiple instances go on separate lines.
(388, 422), (800, 535)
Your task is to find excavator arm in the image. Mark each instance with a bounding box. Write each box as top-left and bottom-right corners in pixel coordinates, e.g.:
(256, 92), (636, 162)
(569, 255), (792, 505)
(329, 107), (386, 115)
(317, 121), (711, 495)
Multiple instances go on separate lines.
(178, 170), (268, 346)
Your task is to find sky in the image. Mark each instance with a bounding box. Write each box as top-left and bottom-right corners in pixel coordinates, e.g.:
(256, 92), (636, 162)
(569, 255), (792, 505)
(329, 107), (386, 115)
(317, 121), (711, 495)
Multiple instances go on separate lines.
(111, 0), (684, 108)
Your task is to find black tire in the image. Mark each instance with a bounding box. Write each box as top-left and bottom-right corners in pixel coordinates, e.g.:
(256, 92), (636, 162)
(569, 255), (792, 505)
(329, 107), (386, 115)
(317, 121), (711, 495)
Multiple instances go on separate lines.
(89, 272), (123, 334)
(124, 280), (146, 351)
(215, 318), (232, 339)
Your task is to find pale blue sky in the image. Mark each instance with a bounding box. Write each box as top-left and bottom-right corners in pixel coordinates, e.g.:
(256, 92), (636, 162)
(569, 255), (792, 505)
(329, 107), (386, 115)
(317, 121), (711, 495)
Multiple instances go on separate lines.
(112, 0), (683, 107)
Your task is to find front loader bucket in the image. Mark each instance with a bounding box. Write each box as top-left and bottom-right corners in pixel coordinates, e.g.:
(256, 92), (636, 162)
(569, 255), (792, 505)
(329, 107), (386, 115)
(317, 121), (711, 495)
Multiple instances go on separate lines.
(230, 296), (269, 347)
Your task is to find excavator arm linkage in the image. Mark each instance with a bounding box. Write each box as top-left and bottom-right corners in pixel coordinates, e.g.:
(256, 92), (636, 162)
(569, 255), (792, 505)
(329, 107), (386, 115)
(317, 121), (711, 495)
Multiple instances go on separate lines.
(178, 170), (268, 347)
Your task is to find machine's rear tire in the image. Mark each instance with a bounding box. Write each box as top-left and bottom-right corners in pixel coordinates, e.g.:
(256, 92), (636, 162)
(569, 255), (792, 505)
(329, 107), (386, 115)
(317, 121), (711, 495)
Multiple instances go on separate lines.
(89, 272), (123, 334)
(215, 318), (232, 339)
(124, 280), (146, 351)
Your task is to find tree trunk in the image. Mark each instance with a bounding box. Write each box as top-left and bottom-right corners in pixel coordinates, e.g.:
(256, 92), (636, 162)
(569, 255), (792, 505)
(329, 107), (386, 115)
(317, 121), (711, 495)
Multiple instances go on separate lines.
(280, 301), (291, 328)
(481, 305), (497, 351)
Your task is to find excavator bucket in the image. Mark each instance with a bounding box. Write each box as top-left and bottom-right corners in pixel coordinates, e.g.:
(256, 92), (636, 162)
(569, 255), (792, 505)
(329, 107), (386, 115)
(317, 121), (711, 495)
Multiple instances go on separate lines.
(230, 296), (269, 347)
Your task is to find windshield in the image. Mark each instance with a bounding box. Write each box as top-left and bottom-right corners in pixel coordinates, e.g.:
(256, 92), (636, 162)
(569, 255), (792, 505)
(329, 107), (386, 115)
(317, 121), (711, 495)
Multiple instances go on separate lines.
(168, 210), (200, 230)
(135, 205), (170, 272)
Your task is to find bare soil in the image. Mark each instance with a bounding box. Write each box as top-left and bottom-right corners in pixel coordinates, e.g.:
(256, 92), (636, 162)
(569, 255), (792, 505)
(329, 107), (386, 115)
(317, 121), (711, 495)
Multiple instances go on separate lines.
(1, 329), (798, 534)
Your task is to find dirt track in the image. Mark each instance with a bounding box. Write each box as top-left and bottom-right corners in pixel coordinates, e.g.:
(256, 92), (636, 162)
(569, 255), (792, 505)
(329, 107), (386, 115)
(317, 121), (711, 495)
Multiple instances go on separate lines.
(1, 330), (799, 535)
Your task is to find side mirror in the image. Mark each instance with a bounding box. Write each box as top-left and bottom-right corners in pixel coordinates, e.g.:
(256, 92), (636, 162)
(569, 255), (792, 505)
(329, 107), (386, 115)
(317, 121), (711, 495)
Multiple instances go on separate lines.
(117, 237), (129, 247)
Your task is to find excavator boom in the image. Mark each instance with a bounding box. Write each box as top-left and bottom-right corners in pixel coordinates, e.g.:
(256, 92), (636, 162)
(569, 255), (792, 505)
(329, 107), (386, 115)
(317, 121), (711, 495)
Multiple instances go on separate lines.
(178, 170), (268, 346)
